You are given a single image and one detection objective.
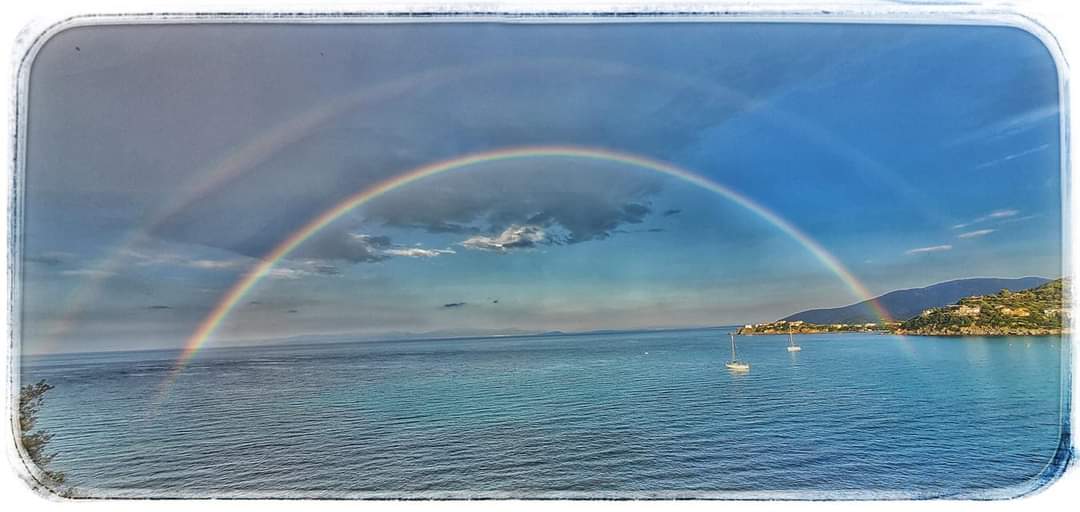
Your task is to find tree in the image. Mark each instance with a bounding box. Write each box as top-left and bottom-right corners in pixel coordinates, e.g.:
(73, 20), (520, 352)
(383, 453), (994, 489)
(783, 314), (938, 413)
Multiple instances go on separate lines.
(19, 379), (66, 489)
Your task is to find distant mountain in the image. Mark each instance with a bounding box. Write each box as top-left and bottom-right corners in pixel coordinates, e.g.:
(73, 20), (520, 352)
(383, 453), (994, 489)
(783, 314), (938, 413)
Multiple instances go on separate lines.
(782, 277), (1052, 324)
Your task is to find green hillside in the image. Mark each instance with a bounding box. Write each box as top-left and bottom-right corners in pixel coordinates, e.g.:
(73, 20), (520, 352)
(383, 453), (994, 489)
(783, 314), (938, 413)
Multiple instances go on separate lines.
(898, 279), (1067, 336)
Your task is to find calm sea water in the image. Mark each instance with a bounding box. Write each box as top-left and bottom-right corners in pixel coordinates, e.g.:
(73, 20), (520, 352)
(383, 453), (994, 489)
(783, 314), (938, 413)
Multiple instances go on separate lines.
(21, 330), (1070, 499)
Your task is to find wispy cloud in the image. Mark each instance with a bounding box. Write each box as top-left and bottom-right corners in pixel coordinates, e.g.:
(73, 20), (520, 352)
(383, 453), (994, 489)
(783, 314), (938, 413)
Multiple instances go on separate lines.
(442, 302), (467, 308)
(998, 214), (1040, 224)
(264, 260), (344, 280)
(957, 229), (995, 239)
(26, 251), (75, 266)
(613, 227), (666, 235)
(461, 225), (549, 252)
(188, 259), (243, 269)
(121, 248), (246, 270)
(59, 269), (115, 278)
(382, 247), (456, 258)
(974, 143), (1051, 170)
(267, 268), (309, 280)
(949, 105), (1058, 146)
(905, 244), (953, 255)
(119, 233), (455, 282)
(987, 209), (1020, 219)
(952, 209), (1019, 230)
(286, 231), (459, 265)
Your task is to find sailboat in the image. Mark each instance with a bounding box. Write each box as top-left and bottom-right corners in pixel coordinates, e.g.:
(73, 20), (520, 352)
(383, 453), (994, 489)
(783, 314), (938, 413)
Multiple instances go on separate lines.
(787, 325), (802, 352)
(725, 332), (750, 371)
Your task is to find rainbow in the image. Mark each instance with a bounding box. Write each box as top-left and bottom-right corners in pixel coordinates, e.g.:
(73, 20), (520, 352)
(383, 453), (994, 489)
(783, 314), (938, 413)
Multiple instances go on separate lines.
(44, 59), (930, 357)
(163, 145), (891, 390)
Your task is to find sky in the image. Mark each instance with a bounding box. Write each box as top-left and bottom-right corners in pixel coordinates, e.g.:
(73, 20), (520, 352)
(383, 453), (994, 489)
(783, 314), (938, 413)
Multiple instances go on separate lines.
(19, 22), (1063, 354)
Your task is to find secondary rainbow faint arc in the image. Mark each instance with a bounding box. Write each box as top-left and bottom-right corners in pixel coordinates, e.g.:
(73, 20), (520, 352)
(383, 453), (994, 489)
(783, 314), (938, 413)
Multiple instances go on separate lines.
(174, 145), (892, 369)
(46, 58), (931, 357)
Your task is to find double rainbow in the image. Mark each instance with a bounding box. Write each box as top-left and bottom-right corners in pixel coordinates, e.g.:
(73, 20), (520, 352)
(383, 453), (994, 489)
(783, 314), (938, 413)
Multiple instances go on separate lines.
(164, 145), (891, 391)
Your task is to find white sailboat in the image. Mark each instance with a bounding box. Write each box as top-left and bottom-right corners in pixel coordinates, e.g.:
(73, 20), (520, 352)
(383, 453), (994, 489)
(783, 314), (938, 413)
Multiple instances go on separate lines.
(725, 332), (750, 371)
(787, 325), (802, 352)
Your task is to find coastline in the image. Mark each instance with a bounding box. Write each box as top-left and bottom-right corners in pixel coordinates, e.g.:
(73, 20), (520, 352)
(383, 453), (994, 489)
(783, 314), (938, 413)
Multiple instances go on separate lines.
(737, 323), (1066, 337)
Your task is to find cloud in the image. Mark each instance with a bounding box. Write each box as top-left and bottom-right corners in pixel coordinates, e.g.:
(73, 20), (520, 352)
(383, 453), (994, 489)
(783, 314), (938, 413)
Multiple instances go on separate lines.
(442, 302), (467, 308)
(998, 214), (1040, 224)
(26, 251), (75, 266)
(121, 247), (247, 270)
(292, 232), (392, 264)
(957, 229), (995, 239)
(952, 209), (1020, 229)
(283, 230), (460, 265)
(662, 209), (682, 217)
(126, 42), (813, 265)
(461, 224), (550, 252)
(59, 269), (115, 278)
(361, 158), (663, 247)
(188, 259), (243, 270)
(267, 268), (309, 280)
(119, 230), (454, 281)
(262, 259), (346, 280)
(382, 247), (456, 258)
(988, 209), (1020, 219)
(613, 227), (666, 235)
(905, 245), (953, 255)
(949, 104), (1058, 146)
(974, 144), (1051, 170)
(146, 305), (172, 310)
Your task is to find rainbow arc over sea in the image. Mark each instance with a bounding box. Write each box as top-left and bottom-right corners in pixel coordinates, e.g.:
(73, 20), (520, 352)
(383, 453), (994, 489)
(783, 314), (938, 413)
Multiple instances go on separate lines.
(157, 145), (891, 398)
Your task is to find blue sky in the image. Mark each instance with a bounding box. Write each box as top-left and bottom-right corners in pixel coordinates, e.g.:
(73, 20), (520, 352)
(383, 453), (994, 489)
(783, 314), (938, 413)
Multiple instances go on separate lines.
(20, 22), (1062, 353)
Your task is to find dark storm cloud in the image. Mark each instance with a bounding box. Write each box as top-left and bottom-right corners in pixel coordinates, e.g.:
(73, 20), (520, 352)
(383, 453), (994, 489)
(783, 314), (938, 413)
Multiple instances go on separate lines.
(71, 24), (805, 261)
(25, 24), (908, 273)
(290, 232), (392, 264)
(363, 160), (664, 249)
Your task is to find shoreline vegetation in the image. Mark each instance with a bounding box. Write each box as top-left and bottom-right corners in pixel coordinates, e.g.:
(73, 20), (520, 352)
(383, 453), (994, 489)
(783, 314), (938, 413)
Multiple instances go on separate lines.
(19, 379), (70, 496)
(740, 278), (1068, 337)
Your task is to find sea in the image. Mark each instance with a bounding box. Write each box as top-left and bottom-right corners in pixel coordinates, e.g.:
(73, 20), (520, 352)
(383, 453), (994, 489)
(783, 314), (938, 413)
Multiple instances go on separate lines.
(19, 329), (1071, 499)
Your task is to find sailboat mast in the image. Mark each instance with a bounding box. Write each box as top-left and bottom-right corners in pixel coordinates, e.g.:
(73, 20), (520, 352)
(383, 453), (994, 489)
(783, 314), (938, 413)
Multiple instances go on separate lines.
(730, 332), (737, 359)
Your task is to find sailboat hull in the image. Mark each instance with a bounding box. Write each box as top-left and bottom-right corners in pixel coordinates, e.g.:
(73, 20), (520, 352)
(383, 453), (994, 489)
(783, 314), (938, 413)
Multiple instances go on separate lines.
(787, 346), (802, 352)
(725, 361), (750, 371)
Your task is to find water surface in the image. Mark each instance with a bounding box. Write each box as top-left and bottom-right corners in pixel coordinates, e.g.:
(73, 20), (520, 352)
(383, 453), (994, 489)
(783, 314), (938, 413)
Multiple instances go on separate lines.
(22, 330), (1069, 498)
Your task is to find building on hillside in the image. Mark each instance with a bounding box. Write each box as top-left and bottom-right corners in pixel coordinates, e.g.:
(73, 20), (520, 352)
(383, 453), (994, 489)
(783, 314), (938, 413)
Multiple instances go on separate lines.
(948, 304), (981, 317)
